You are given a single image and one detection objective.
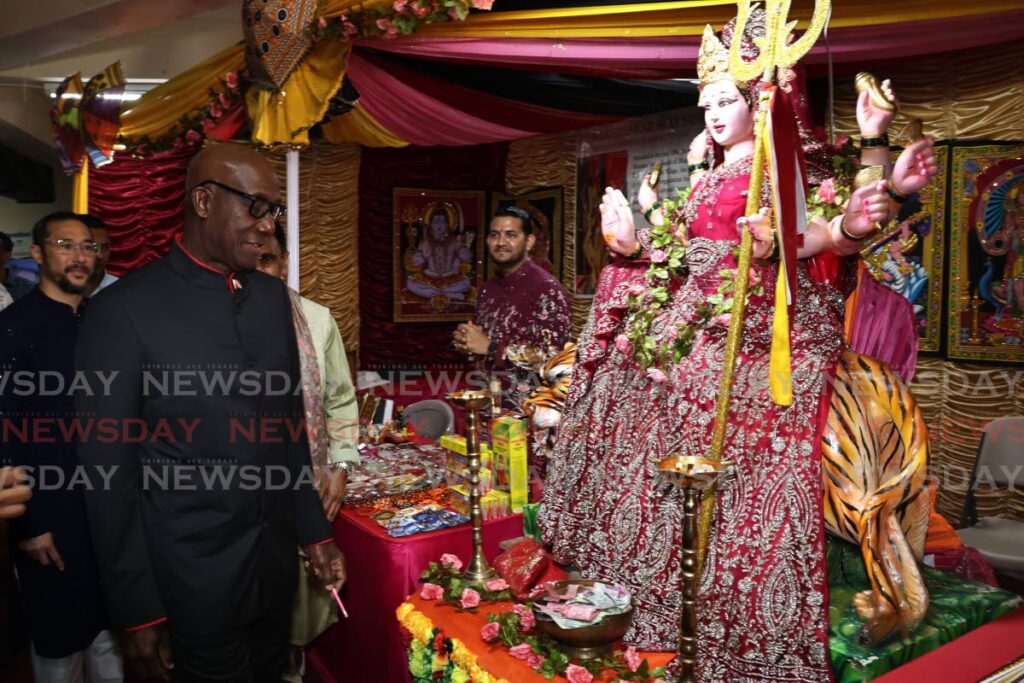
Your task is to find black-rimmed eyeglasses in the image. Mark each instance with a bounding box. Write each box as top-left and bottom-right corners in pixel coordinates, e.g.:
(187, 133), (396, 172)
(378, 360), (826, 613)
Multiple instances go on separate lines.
(194, 180), (286, 221)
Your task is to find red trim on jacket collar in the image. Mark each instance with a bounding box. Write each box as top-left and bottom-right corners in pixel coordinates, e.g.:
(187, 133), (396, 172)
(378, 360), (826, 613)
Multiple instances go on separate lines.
(175, 235), (241, 292)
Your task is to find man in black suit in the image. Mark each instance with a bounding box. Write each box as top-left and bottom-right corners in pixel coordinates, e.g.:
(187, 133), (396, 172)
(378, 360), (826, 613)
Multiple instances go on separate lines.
(76, 144), (346, 682)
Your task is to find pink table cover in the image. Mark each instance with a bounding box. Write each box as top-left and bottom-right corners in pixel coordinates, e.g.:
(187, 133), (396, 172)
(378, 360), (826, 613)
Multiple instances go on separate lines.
(307, 508), (524, 683)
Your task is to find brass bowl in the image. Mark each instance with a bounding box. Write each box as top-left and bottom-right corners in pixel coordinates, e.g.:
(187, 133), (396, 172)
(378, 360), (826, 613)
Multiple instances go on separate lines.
(531, 580), (634, 660)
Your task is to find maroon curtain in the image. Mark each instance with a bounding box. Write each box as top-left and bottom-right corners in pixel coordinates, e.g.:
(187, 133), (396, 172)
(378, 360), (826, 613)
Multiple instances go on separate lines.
(358, 143), (508, 369)
(88, 146), (196, 275)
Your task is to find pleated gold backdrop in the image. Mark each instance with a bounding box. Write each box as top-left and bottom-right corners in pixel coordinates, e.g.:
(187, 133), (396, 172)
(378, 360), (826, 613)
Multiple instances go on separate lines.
(833, 39), (1024, 141)
(262, 144), (361, 357)
(911, 358), (1024, 524)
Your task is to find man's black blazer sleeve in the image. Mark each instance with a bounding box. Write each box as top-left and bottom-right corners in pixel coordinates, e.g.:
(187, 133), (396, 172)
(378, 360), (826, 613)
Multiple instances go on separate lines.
(75, 295), (166, 630)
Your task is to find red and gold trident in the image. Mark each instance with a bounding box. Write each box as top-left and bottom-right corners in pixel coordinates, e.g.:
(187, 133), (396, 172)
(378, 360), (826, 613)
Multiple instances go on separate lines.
(694, 0), (832, 575)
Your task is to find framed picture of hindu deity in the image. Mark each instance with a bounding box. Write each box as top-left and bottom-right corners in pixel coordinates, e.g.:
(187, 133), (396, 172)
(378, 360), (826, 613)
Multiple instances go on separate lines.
(859, 144), (948, 353)
(392, 188), (486, 323)
(487, 188), (564, 281)
(948, 143), (1024, 363)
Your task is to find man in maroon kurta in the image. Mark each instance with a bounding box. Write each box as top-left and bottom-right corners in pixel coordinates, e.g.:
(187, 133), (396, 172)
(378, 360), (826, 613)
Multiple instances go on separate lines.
(453, 206), (571, 412)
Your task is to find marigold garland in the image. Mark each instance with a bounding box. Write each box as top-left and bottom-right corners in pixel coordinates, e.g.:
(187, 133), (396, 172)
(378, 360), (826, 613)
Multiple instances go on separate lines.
(398, 602), (509, 683)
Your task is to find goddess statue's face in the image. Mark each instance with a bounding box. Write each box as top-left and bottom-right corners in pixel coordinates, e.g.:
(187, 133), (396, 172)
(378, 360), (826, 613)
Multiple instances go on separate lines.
(701, 80), (754, 149)
(429, 214), (450, 241)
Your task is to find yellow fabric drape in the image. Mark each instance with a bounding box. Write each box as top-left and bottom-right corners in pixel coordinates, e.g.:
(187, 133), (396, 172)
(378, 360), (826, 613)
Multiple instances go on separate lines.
(248, 40), (352, 146)
(320, 0), (391, 17)
(120, 44), (245, 141)
(261, 143), (361, 353)
(833, 39), (1024, 142)
(72, 163), (88, 214)
(410, 0), (1024, 39)
(320, 105), (408, 147)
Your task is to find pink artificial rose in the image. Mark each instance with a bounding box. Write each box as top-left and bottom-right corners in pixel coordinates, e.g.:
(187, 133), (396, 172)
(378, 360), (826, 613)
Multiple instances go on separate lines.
(624, 645), (642, 672)
(518, 609), (535, 631)
(834, 133), (851, 149)
(375, 17), (400, 36)
(647, 368), (667, 384)
(565, 664), (594, 683)
(447, 7), (460, 19)
(614, 334), (631, 354)
(342, 19), (359, 37)
(460, 588), (481, 609)
(411, 1), (431, 18)
(420, 583), (444, 600)
(393, 0), (409, 12)
(224, 71), (239, 89)
(201, 118), (217, 134)
(627, 283), (647, 297)
(440, 553), (463, 571)
(218, 91), (232, 109)
(650, 248), (667, 264)
(471, 0), (495, 8)
(817, 178), (837, 204)
(480, 621), (500, 642)
(185, 129), (201, 143)
(526, 653), (544, 670)
(317, 16), (328, 28)
(484, 578), (509, 592)
(509, 643), (533, 660)
(208, 102), (223, 119)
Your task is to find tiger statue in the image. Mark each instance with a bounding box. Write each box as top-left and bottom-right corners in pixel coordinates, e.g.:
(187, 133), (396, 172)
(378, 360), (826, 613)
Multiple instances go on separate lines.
(513, 343), (577, 470)
(524, 346), (930, 644)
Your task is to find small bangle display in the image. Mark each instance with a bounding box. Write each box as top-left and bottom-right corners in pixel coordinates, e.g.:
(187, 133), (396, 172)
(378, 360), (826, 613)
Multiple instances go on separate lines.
(839, 214), (870, 242)
(860, 133), (890, 149)
(887, 184), (910, 204)
(643, 200), (664, 224)
(687, 161), (710, 174)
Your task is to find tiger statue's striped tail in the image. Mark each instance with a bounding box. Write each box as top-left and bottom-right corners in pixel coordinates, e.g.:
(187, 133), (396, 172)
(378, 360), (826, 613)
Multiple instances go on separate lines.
(822, 351), (930, 643)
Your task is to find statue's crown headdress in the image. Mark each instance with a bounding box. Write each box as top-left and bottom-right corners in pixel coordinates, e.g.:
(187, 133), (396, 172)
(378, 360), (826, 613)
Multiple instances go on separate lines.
(697, 8), (768, 97)
(697, 24), (737, 90)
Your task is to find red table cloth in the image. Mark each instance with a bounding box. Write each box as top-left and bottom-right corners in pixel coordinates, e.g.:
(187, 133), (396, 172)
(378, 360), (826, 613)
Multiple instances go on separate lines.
(307, 508), (524, 683)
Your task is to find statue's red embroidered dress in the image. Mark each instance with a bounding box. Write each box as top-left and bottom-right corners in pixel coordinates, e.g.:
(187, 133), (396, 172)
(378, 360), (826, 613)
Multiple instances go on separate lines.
(541, 156), (845, 682)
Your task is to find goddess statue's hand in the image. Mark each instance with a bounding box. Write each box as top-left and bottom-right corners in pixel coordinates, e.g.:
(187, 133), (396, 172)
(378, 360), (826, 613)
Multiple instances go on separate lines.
(687, 130), (709, 165)
(739, 208), (774, 260)
(600, 187), (639, 256)
(856, 78), (897, 136)
(638, 174), (659, 212)
(844, 181), (890, 239)
(891, 138), (939, 196)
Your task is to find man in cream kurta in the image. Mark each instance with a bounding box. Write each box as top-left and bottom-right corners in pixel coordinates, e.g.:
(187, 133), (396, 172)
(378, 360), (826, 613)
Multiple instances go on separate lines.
(256, 224), (358, 681)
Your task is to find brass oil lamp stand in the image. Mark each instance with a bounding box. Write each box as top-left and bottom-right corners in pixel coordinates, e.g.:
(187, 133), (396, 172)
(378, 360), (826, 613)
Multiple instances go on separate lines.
(447, 389), (496, 583)
(659, 454), (733, 683)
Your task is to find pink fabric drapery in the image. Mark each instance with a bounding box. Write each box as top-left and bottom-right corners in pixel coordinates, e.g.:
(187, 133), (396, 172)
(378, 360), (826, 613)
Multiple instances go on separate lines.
(347, 52), (535, 146)
(369, 10), (1024, 77)
(847, 272), (920, 384)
